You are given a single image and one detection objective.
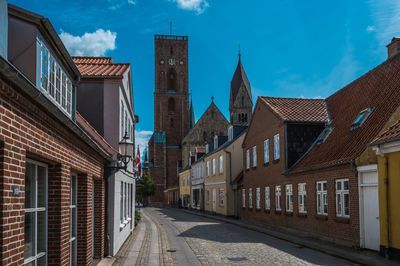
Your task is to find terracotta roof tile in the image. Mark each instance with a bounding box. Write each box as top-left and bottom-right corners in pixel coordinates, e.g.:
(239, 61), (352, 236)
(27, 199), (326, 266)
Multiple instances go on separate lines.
(288, 54), (400, 173)
(371, 118), (400, 144)
(260, 97), (329, 123)
(74, 63), (130, 78)
(72, 56), (113, 64)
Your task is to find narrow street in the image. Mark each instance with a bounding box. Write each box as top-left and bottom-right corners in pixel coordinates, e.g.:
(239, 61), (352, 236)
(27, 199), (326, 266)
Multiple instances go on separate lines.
(114, 208), (357, 266)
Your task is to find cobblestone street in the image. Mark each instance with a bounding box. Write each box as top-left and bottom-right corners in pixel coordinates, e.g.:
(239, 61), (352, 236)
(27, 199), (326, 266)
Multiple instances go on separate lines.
(115, 207), (357, 265)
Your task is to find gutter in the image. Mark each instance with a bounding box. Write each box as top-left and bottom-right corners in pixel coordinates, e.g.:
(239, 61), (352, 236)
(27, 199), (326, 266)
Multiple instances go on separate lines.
(0, 56), (112, 162)
(283, 160), (353, 175)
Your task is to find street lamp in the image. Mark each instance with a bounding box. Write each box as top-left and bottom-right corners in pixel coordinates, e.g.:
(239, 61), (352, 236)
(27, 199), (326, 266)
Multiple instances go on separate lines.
(114, 132), (134, 170)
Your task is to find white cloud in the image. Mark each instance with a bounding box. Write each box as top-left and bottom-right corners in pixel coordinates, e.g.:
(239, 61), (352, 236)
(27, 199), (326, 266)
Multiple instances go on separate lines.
(128, 0), (136, 5)
(135, 130), (153, 162)
(170, 0), (209, 14)
(368, 0), (400, 44)
(59, 29), (117, 56)
(366, 25), (376, 32)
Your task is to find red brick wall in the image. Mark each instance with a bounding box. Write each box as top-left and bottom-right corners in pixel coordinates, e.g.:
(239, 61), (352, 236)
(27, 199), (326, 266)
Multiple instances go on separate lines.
(93, 178), (105, 259)
(0, 75), (106, 265)
(240, 101), (360, 246)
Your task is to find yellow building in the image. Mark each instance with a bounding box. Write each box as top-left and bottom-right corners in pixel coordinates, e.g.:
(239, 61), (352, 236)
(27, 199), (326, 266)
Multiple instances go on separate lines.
(371, 118), (400, 260)
(203, 127), (246, 216)
(179, 168), (191, 208)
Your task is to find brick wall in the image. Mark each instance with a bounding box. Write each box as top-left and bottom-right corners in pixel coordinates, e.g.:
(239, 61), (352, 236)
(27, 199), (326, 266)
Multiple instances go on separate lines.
(0, 74), (107, 265)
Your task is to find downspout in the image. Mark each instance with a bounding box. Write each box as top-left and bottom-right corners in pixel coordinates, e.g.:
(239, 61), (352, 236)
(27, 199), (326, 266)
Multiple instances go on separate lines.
(226, 150), (232, 215)
(383, 156), (391, 259)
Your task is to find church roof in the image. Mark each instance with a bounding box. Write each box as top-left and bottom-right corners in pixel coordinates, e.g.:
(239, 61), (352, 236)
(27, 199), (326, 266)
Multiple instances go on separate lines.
(230, 57), (252, 107)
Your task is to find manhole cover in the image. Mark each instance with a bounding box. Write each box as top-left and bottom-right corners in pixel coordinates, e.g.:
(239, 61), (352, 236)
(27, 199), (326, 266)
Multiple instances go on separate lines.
(227, 257), (247, 262)
(167, 249), (176, 253)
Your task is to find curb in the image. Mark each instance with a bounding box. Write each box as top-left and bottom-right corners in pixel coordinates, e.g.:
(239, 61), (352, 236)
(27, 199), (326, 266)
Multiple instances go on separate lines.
(182, 209), (398, 266)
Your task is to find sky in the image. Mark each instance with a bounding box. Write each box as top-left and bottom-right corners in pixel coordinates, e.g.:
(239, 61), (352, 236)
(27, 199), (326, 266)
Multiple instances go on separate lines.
(9, 0), (400, 155)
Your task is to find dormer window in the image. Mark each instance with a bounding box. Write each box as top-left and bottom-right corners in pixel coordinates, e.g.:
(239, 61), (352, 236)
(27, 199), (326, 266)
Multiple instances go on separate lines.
(206, 144), (209, 154)
(214, 135), (218, 149)
(38, 35), (73, 117)
(351, 108), (373, 130)
(317, 127), (334, 145)
(228, 126), (233, 141)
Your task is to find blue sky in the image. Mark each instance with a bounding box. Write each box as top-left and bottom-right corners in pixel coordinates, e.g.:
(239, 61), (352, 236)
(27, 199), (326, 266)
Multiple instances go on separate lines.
(10, 0), (400, 153)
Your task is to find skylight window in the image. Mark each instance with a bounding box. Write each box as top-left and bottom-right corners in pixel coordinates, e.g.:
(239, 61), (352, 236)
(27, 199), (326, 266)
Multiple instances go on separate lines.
(317, 127), (334, 145)
(351, 108), (374, 130)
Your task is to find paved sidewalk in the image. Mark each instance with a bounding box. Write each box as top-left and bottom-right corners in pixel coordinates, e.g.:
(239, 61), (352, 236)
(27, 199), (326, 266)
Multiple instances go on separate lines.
(182, 209), (399, 266)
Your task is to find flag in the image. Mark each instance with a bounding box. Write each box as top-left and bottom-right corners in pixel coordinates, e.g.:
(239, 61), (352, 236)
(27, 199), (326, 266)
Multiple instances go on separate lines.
(136, 145), (141, 177)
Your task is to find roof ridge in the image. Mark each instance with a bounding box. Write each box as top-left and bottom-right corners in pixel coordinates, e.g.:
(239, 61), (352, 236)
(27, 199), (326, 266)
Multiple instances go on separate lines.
(261, 96), (325, 101)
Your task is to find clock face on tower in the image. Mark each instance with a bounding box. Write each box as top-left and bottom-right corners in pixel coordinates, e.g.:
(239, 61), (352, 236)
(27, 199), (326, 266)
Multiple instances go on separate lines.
(168, 58), (175, 65)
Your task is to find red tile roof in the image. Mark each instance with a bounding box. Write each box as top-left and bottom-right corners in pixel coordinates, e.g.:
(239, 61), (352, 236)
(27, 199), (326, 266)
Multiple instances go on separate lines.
(74, 63), (130, 78)
(76, 112), (118, 156)
(72, 56), (113, 64)
(288, 54), (400, 173)
(371, 118), (400, 145)
(260, 96), (329, 123)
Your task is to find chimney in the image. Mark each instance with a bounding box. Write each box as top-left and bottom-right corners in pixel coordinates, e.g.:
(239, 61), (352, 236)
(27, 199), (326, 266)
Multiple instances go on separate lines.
(0, 0), (7, 60)
(387, 37), (400, 59)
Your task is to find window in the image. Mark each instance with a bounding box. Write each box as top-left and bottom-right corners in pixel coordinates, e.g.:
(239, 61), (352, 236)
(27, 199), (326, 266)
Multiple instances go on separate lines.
(168, 98), (175, 113)
(285, 184), (293, 212)
(252, 146), (257, 167)
(125, 183), (128, 220)
(167, 69), (177, 91)
(228, 126), (233, 141)
(219, 155), (223, 174)
(256, 187), (261, 209)
(24, 160), (47, 265)
(182, 177), (185, 186)
(125, 111), (128, 135)
(298, 183), (307, 213)
(264, 139), (269, 163)
(187, 175), (190, 185)
(265, 187), (270, 210)
(212, 158), (216, 175)
(39, 36), (73, 117)
(206, 190), (210, 203)
(249, 188), (253, 209)
(120, 102), (124, 139)
(70, 174), (77, 266)
(317, 127), (334, 144)
(336, 179), (350, 218)
(274, 134), (280, 160)
(205, 144), (209, 154)
(219, 189), (224, 206)
(246, 149), (250, 169)
(214, 136), (218, 149)
(242, 189), (246, 208)
(275, 185), (281, 211)
(206, 161), (210, 176)
(316, 181), (328, 215)
(120, 182), (124, 226)
(351, 108), (373, 130)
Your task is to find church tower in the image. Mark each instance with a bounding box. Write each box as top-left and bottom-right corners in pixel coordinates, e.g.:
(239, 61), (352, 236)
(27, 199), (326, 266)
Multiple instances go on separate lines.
(149, 34), (190, 204)
(229, 51), (253, 126)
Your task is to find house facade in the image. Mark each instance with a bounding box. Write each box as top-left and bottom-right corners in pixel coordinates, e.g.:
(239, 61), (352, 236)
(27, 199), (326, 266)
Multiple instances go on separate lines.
(73, 56), (137, 256)
(178, 167), (191, 208)
(191, 157), (205, 210)
(1, 3), (112, 265)
(204, 127), (246, 216)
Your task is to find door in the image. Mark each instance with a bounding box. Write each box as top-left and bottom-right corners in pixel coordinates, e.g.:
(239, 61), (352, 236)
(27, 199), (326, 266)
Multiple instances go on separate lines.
(212, 188), (216, 212)
(359, 166), (380, 251)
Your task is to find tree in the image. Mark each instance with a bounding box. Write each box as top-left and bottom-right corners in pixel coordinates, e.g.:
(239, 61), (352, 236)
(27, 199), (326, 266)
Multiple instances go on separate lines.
(136, 172), (155, 206)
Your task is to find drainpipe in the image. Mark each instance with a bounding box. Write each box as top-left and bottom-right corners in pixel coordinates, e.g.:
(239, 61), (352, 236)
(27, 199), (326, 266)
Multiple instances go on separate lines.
(383, 156), (391, 259)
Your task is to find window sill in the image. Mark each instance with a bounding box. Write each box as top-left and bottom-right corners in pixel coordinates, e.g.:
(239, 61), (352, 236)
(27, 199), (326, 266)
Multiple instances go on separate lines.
(263, 162), (269, 166)
(297, 212), (307, 218)
(273, 159), (280, 163)
(316, 215), (328, 221)
(285, 211), (293, 216)
(275, 210), (282, 215)
(256, 207), (261, 211)
(265, 209), (271, 213)
(248, 207), (253, 210)
(335, 216), (350, 224)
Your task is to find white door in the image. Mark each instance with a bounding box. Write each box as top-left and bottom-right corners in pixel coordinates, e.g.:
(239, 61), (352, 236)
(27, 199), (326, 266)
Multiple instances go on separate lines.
(212, 188), (216, 212)
(358, 166), (380, 251)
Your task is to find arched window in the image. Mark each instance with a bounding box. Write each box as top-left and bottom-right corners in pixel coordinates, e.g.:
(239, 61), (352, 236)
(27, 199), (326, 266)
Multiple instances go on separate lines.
(168, 98), (175, 113)
(168, 69), (177, 91)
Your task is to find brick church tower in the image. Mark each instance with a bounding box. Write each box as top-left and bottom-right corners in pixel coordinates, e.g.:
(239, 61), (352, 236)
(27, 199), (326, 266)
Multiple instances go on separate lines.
(148, 35), (190, 205)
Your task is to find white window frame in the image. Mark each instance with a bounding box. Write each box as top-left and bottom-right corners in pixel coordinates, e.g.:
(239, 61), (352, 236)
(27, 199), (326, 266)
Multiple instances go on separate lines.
(285, 184), (293, 212)
(38, 35), (73, 117)
(187, 175), (190, 185)
(206, 161), (210, 176)
(70, 174), (77, 266)
(336, 179), (350, 218)
(265, 186), (270, 210)
(275, 185), (281, 211)
(264, 139), (269, 163)
(252, 146), (257, 167)
(246, 149), (250, 169)
(274, 134), (280, 160)
(242, 189), (246, 208)
(219, 155), (223, 174)
(24, 160), (48, 265)
(120, 182), (124, 225)
(212, 158), (216, 175)
(256, 187), (261, 209)
(248, 188), (253, 209)
(298, 183), (307, 214)
(182, 177), (185, 186)
(228, 126), (233, 141)
(219, 189), (224, 206)
(316, 181), (328, 215)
